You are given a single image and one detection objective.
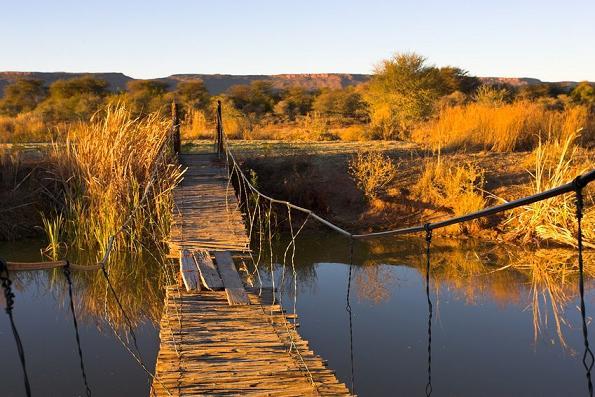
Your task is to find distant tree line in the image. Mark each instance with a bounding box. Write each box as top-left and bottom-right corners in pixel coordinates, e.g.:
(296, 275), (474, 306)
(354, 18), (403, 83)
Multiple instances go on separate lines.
(1, 52), (593, 141)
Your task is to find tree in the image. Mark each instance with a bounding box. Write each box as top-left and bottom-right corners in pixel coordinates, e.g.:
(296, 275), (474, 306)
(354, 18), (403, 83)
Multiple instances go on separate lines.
(571, 81), (595, 105)
(0, 78), (48, 116)
(437, 67), (480, 95)
(124, 79), (171, 115)
(227, 81), (277, 116)
(365, 53), (443, 139)
(175, 80), (210, 111)
(312, 88), (367, 121)
(36, 76), (109, 121)
(274, 86), (313, 120)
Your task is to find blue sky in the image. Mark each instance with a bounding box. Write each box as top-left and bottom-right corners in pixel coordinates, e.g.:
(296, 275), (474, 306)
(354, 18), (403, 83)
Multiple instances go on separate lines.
(1, 0), (593, 81)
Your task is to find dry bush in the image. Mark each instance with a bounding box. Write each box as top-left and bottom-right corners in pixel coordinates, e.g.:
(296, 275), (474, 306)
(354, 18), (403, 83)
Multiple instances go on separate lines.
(412, 158), (486, 233)
(335, 125), (371, 141)
(349, 150), (398, 199)
(45, 105), (183, 259)
(504, 133), (594, 248)
(181, 109), (212, 140)
(412, 102), (591, 152)
(0, 112), (54, 143)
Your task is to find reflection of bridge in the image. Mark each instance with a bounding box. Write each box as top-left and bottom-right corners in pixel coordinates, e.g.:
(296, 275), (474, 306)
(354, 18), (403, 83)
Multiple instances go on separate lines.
(151, 150), (351, 396)
(1, 101), (595, 397)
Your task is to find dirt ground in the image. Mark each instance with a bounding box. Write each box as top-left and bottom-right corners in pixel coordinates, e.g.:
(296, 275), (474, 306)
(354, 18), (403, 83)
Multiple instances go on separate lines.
(185, 140), (542, 237)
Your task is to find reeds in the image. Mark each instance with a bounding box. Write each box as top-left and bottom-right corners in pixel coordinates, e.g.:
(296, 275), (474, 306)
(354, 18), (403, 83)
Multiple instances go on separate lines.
(504, 133), (594, 248)
(43, 105), (183, 260)
(412, 157), (486, 233)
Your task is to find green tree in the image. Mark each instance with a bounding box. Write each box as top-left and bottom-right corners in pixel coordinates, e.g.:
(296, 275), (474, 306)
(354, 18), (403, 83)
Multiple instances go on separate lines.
(0, 78), (48, 116)
(124, 79), (171, 115)
(312, 88), (367, 121)
(175, 80), (210, 111)
(36, 76), (109, 121)
(227, 81), (277, 116)
(437, 67), (480, 95)
(365, 53), (443, 139)
(571, 81), (595, 105)
(274, 86), (313, 121)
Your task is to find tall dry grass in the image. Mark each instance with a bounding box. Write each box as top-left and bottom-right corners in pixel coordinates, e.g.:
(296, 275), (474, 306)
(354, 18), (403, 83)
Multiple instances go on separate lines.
(412, 158), (486, 233)
(0, 112), (56, 143)
(44, 105), (183, 260)
(504, 133), (594, 248)
(413, 102), (592, 152)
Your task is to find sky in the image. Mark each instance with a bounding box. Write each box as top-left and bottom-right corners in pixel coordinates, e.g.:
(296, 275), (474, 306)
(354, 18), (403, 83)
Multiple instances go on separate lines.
(1, 0), (594, 81)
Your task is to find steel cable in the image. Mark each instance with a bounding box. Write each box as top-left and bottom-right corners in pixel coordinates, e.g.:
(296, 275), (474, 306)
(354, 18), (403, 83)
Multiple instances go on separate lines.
(0, 257), (32, 397)
(575, 179), (594, 397)
(63, 261), (92, 397)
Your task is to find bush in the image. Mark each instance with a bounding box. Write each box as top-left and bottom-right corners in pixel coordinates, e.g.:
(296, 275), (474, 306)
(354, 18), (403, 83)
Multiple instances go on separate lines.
(412, 158), (486, 234)
(349, 150), (398, 199)
(504, 133), (594, 247)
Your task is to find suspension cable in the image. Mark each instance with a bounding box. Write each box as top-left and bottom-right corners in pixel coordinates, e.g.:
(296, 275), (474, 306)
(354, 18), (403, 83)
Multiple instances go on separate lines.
(424, 224), (433, 397)
(575, 178), (594, 397)
(63, 261), (92, 396)
(0, 257), (32, 397)
(346, 236), (356, 395)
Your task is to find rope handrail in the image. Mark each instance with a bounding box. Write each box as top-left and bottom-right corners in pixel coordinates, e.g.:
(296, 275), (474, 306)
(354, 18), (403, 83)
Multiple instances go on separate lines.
(223, 141), (595, 240)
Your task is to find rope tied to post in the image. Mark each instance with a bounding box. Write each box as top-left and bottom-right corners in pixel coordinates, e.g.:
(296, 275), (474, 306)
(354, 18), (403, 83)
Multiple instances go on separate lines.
(574, 178), (594, 397)
(0, 257), (32, 397)
(424, 224), (433, 397)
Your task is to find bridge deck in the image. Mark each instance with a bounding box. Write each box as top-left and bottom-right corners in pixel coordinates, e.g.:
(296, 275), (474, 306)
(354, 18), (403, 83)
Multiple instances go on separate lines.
(151, 287), (352, 396)
(168, 153), (250, 253)
(153, 150), (352, 396)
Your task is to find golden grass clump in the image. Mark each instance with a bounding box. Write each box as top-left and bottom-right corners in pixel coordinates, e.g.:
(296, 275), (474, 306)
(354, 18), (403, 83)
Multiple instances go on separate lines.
(504, 133), (594, 248)
(349, 150), (398, 199)
(45, 105), (183, 260)
(0, 112), (54, 143)
(412, 102), (591, 152)
(412, 158), (486, 233)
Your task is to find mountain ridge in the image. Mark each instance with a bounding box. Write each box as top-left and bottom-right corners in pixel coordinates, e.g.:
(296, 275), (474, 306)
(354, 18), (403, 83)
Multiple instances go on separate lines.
(0, 72), (590, 97)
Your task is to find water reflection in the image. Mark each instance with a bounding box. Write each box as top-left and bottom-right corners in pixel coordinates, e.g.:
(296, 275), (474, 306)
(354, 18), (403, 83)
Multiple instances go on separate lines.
(1, 234), (594, 396)
(249, 232), (594, 395)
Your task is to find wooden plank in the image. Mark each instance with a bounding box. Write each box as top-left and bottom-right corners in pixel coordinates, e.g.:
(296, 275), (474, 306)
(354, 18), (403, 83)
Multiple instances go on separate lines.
(180, 249), (201, 292)
(194, 249), (224, 290)
(214, 251), (250, 305)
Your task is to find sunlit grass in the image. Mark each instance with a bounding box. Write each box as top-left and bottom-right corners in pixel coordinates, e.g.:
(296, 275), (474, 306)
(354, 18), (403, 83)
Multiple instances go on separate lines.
(42, 105), (183, 261)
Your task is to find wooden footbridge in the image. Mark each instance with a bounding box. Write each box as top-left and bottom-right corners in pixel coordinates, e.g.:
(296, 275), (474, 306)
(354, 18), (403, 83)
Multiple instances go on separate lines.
(2, 102), (594, 397)
(151, 150), (352, 396)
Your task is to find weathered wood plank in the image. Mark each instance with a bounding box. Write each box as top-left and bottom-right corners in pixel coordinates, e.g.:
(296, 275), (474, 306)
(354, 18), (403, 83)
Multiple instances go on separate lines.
(180, 249), (200, 292)
(194, 249), (224, 290)
(214, 251), (250, 305)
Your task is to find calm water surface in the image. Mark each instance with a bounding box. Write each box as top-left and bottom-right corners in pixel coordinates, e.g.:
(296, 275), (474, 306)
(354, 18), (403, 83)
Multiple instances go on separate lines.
(0, 234), (593, 396)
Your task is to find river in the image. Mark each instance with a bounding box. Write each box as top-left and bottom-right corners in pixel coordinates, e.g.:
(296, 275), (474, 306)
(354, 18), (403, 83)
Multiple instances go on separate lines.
(0, 233), (592, 396)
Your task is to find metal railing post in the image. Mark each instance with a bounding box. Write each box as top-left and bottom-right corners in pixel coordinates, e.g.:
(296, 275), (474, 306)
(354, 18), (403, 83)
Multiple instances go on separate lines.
(216, 100), (224, 156)
(171, 101), (181, 154)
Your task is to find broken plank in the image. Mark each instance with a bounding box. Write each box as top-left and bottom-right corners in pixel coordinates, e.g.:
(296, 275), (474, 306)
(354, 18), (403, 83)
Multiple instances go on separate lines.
(194, 249), (224, 290)
(214, 251), (250, 305)
(180, 249), (201, 292)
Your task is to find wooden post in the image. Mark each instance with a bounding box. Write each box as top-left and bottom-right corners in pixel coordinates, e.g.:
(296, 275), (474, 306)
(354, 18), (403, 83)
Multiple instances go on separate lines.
(171, 101), (181, 154)
(216, 100), (224, 156)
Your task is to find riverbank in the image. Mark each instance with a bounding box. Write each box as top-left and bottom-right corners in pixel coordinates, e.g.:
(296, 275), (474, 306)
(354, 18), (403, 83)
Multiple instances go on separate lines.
(185, 139), (594, 246)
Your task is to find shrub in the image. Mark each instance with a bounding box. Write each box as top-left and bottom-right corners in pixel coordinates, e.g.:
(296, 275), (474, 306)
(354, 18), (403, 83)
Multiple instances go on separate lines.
(349, 150), (398, 199)
(412, 158), (486, 234)
(504, 133), (594, 248)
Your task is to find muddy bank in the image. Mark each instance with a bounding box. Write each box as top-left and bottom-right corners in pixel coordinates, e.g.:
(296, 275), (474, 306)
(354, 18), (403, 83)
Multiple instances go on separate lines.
(0, 148), (52, 240)
(239, 149), (537, 237)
